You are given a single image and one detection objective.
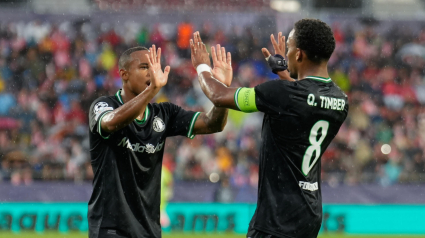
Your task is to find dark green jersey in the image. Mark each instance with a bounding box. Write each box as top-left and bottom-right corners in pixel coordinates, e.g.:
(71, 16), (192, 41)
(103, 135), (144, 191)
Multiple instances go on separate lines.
(88, 89), (199, 238)
(236, 77), (348, 238)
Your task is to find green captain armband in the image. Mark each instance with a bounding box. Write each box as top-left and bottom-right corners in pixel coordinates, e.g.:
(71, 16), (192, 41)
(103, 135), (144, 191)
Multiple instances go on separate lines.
(234, 87), (258, 113)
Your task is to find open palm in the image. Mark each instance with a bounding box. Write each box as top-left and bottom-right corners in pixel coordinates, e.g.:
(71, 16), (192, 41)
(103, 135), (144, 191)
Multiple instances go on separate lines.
(146, 44), (170, 89)
(261, 32), (286, 60)
(211, 44), (232, 87)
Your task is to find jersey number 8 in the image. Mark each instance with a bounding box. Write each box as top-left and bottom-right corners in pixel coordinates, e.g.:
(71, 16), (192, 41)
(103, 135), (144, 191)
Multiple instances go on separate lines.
(302, 120), (329, 176)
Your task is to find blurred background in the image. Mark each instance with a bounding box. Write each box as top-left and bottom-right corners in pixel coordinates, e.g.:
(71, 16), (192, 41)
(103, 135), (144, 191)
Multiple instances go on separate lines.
(1, 0), (425, 237)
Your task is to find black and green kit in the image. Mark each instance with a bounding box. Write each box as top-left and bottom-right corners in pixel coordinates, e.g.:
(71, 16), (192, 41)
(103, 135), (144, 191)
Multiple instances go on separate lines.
(235, 77), (349, 238)
(88, 89), (199, 238)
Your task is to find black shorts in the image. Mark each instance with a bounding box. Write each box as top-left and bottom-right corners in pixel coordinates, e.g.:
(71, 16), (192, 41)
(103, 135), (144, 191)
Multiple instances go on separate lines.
(98, 228), (128, 238)
(247, 229), (276, 238)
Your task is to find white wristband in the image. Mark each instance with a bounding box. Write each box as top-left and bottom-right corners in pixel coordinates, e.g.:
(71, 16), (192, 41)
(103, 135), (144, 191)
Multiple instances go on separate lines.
(196, 64), (212, 76)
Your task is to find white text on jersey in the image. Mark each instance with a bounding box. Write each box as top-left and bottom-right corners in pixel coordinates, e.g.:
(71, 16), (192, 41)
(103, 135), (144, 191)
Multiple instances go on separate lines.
(306, 93), (345, 111)
(118, 137), (164, 154)
(299, 181), (318, 191)
(319, 96), (345, 111)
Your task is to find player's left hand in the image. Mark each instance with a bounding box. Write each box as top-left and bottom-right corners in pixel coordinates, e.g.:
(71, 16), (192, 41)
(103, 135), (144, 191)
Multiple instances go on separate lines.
(211, 44), (232, 87)
(262, 32), (295, 82)
(190, 31), (211, 69)
(261, 32), (286, 59)
(146, 44), (170, 90)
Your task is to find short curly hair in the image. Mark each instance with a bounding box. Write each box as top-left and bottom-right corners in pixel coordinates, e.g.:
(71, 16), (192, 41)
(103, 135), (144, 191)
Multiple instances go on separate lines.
(294, 19), (335, 63)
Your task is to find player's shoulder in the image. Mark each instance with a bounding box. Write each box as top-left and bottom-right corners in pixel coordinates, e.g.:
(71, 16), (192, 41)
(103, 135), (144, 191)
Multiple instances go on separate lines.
(255, 79), (293, 94)
(302, 78), (347, 95)
(256, 79), (293, 87)
(155, 102), (181, 110)
(91, 95), (119, 105)
(151, 102), (182, 116)
(331, 82), (349, 98)
(90, 95), (120, 112)
(316, 81), (349, 101)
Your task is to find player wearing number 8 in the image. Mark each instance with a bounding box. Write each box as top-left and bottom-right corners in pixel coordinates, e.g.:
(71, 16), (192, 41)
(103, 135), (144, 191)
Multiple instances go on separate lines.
(190, 19), (348, 238)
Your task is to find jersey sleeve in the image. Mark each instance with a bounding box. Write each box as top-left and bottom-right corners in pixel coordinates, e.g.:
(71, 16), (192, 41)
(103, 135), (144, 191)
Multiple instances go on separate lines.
(161, 102), (200, 139)
(255, 80), (290, 114)
(234, 80), (289, 114)
(89, 97), (116, 139)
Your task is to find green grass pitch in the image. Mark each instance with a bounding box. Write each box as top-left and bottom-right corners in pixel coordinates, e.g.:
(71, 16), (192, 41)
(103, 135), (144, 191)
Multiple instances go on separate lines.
(1, 232), (425, 238)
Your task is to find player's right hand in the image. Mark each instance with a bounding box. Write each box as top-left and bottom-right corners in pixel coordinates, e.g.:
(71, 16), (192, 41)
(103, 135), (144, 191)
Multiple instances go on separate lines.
(190, 31), (212, 68)
(261, 32), (286, 59)
(211, 44), (232, 87)
(146, 44), (170, 90)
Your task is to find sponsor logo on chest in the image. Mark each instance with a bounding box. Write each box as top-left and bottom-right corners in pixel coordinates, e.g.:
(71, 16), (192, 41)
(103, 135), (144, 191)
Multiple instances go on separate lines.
(117, 137), (164, 153)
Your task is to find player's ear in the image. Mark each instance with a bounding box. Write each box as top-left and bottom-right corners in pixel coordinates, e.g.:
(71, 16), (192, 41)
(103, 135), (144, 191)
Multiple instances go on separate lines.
(296, 48), (302, 62)
(120, 68), (129, 81)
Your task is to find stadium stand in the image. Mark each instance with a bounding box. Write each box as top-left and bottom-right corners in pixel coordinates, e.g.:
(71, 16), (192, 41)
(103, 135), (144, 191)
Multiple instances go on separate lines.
(0, 17), (424, 190)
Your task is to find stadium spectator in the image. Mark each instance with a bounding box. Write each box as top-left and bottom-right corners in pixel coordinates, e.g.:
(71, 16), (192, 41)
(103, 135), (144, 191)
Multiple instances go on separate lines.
(0, 19), (424, 188)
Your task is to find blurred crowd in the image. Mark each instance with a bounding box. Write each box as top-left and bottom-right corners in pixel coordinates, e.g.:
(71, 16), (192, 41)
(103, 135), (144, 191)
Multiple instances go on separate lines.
(324, 23), (425, 186)
(0, 18), (425, 189)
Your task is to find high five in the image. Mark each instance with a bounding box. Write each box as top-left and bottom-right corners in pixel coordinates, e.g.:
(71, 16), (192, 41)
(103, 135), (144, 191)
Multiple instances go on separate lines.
(190, 19), (349, 238)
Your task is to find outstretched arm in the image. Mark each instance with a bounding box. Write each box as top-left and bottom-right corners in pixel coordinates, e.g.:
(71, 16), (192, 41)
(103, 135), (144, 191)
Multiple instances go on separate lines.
(101, 45), (170, 133)
(192, 105), (229, 135)
(188, 33), (235, 135)
(190, 32), (240, 111)
(189, 32), (294, 118)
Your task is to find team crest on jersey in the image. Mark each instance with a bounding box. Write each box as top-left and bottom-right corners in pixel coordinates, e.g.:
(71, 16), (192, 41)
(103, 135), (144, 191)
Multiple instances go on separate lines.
(153, 117), (165, 132)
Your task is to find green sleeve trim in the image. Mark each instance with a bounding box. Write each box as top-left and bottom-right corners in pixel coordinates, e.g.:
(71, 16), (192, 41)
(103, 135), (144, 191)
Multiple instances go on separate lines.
(236, 87), (258, 113)
(187, 112), (201, 139)
(98, 111), (112, 139)
(234, 88), (242, 111)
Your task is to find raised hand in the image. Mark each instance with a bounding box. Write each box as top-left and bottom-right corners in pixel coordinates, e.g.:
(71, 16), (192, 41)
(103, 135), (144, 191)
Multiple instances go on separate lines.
(261, 32), (294, 82)
(261, 32), (286, 59)
(190, 31), (211, 68)
(146, 44), (170, 89)
(211, 44), (232, 87)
